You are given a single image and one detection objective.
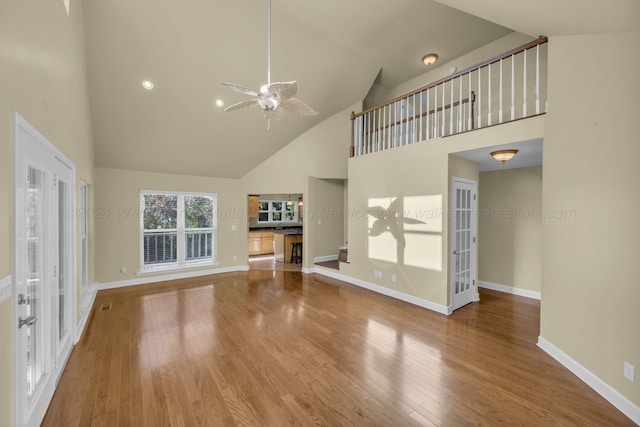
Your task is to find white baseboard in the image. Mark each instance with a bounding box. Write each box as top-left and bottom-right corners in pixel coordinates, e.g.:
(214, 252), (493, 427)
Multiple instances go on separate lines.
(0, 275), (11, 304)
(75, 282), (98, 342)
(313, 254), (339, 263)
(98, 265), (250, 291)
(479, 280), (541, 300)
(538, 336), (640, 425)
(307, 267), (450, 315)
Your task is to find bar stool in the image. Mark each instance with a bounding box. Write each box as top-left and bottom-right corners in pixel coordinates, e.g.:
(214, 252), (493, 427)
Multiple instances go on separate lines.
(290, 242), (302, 264)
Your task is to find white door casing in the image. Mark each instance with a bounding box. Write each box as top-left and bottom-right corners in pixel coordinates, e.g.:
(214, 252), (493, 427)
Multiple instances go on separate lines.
(451, 177), (478, 311)
(13, 113), (76, 427)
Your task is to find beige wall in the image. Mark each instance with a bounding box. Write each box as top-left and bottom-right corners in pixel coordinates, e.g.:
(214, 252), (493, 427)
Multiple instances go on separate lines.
(305, 178), (345, 265)
(94, 168), (244, 284)
(0, 1), (95, 425)
(240, 103), (357, 194)
(542, 32), (640, 406)
(478, 166), (542, 292)
(341, 117), (541, 308)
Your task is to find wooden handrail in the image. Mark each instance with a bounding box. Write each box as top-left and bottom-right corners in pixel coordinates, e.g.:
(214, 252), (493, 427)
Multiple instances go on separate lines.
(359, 92), (475, 137)
(352, 36), (547, 120)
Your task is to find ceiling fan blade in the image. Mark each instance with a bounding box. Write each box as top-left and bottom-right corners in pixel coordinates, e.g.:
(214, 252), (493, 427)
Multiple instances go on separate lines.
(265, 81), (298, 99)
(263, 107), (284, 131)
(220, 82), (261, 97)
(264, 106), (284, 123)
(280, 98), (319, 116)
(224, 99), (260, 112)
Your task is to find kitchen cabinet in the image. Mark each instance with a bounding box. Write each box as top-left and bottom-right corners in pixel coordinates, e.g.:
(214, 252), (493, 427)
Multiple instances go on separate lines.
(249, 231), (274, 255)
(248, 195), (260, 218)
(261, 233), (274, 254)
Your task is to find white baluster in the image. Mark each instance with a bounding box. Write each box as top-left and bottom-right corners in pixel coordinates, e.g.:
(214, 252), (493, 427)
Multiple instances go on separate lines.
(511, 54), (515, 120)
(394, 101), (398, 148)
(377, 107), (382, 151)
(434, 84), (438, 137)
(499, 58), (503, 124)
(536, 44), (541, 114)
(458, 76), (463, 133)
(426, 88), (430, 140)
(419, 92), (423, 142)
(382, 105), (386, 151)
(523, 49), (528, 117)
(488, 65), (492, 126)
(477, 68), (482, 128)
(387, 104), (393, 148)
(450, 79), (454, 135)
(404, 98), (409, 145)
(353, 116), (362, 156)
(468, 72), (472, 130)
(440, 83), (447, 136)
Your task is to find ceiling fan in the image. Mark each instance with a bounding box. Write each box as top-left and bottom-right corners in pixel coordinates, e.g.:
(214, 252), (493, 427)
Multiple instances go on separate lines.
(221, 0), (318, 130)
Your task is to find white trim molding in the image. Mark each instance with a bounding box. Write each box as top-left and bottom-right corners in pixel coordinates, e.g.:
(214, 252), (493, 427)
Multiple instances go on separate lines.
(313, 254), (339, 263)
(538, 336), (640, 425)
(307, 267), (450, 315)
(99, 265), (249, 291)
(479, 280), (541, 300)
(0, 275), (11, 304)
(76, 282), (99, 342)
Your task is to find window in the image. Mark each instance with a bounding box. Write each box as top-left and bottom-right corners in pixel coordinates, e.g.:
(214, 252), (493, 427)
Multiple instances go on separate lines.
(257, 200), (297, 223)
(141, 191), (217, 270)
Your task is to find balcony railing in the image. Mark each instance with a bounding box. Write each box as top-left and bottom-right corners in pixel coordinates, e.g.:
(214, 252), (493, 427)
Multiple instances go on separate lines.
(351, 36), (548, 157)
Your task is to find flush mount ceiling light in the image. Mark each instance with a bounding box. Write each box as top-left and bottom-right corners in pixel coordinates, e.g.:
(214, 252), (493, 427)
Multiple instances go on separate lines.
(141, 80), (154, 90)
(422, 53), (438, 66)
(490, 149), (519, 165)
(215, 99), (225, 108)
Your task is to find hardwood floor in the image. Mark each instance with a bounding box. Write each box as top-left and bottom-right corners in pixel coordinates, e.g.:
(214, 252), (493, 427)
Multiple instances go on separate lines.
(42, 272), (634, 426)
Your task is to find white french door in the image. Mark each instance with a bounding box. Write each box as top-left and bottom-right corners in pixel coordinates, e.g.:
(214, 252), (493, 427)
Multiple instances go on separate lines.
(451, 177), (478, 311)
(13, 113), (76, 427)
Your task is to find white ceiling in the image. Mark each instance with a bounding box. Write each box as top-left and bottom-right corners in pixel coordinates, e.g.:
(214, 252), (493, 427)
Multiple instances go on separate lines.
(83, 0), (638, 179)
(82, 0), (511, 178)
(453, 138), (543, 172)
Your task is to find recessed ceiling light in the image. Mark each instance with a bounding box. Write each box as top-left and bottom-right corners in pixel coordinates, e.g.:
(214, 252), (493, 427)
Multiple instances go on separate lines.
(141, 80), (154, 90)
(422, 53), (438, 66)
(215, 99), (225, 108)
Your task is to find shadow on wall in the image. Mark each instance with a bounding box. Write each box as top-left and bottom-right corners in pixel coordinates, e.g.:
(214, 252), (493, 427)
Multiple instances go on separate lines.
(367, 195), (443, 271)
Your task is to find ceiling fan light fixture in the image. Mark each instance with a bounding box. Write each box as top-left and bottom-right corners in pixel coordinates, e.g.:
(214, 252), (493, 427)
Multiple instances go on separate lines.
(490, 149), (519, 165)
(221, 0), (318, 130)
(422, 53), (438, 66)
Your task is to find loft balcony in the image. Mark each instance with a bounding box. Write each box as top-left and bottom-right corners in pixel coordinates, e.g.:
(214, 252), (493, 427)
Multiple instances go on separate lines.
(351, 36), (548, 157)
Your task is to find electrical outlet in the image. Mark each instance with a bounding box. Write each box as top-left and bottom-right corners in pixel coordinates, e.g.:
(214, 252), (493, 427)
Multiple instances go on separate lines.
(374, 270), (382, 278)
(231, 225), (237, 231)
(233, 255), (238, 262)
(391, 275), (397, 283)
(120, 266), (127, 274)
(624, 362), (635, 383)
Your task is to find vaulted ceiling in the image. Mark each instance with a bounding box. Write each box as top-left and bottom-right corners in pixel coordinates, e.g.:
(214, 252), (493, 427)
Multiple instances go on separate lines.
(83, 0), (512, 178)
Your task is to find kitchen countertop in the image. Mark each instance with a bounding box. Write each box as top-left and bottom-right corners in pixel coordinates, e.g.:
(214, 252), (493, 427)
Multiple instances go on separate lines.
(272, 229), (302, 235)
(249, 226), (302, 233)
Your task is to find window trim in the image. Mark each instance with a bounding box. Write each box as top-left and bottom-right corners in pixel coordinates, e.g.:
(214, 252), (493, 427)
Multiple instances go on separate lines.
(139, 190), (218, 272)
(257, 199), (298, 224)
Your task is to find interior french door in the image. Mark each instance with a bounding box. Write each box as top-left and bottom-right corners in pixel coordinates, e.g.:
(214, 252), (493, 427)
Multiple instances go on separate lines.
(14, 113), (75, 427)
(451, 177), (477, 311)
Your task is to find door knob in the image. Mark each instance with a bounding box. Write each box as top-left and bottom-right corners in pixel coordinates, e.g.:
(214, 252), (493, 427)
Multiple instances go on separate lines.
(18, 316), (37, 329)
(453, 250), (460, 255)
